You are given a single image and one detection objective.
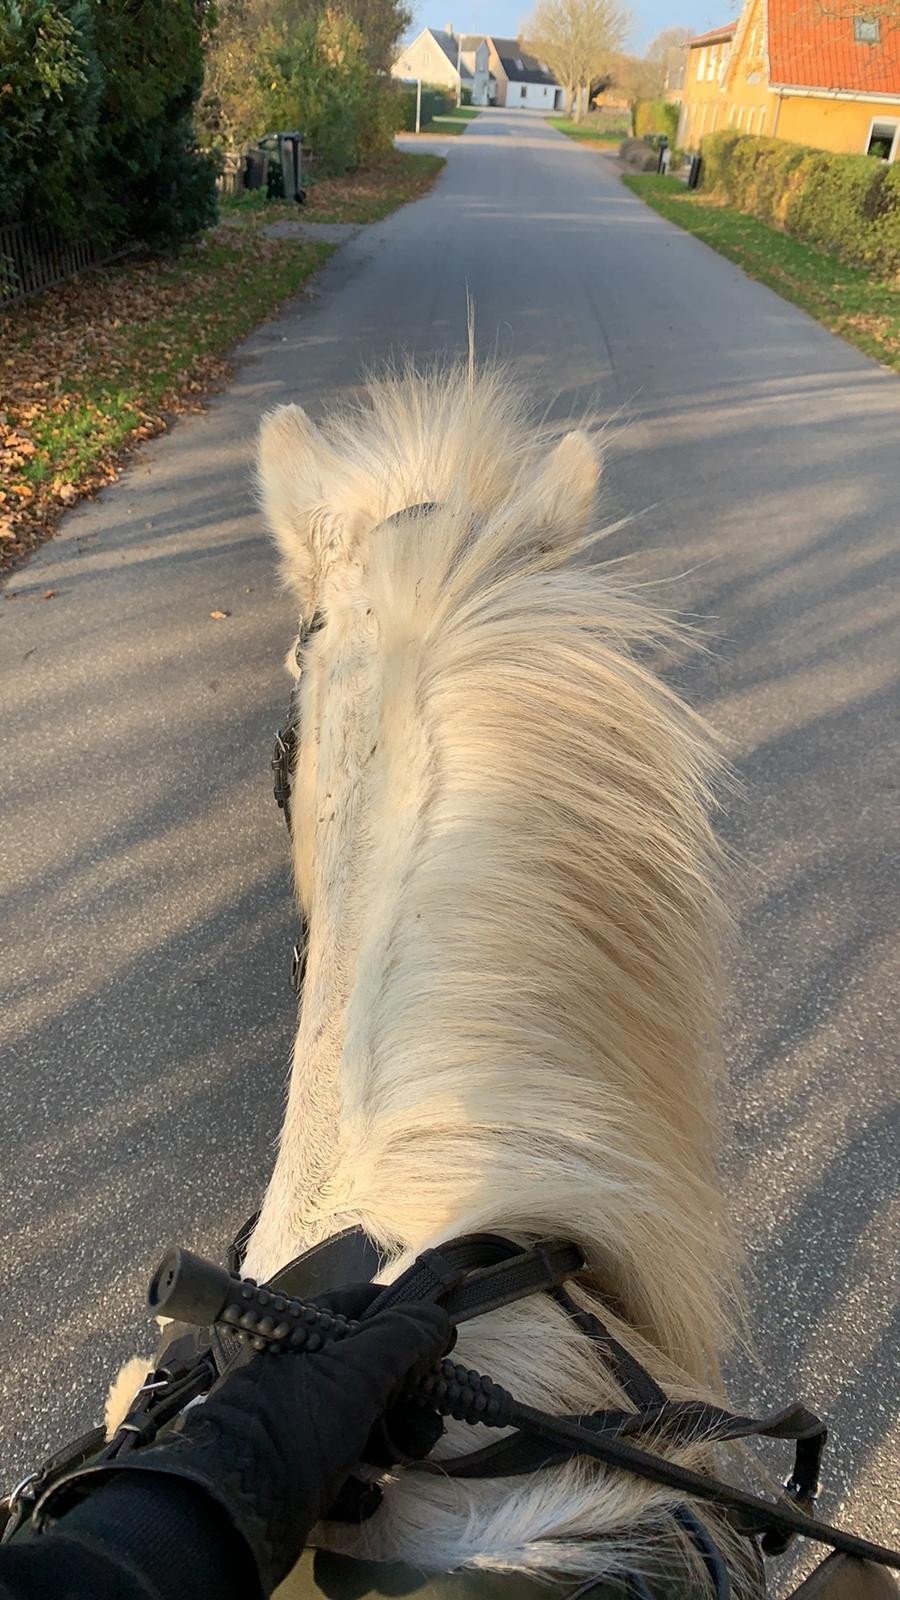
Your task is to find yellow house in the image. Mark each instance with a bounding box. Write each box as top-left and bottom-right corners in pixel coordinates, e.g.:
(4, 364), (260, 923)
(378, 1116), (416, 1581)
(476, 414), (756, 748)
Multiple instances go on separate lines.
(678, 0), (900, 161)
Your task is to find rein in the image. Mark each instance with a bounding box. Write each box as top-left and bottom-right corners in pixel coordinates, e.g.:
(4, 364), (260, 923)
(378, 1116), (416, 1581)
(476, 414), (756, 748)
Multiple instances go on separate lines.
(7, 1226), (898, 1599)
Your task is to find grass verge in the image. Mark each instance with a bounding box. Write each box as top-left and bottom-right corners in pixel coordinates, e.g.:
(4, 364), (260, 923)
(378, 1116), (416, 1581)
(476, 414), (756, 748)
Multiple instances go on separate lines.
(623, 174), (900, 375)
(429, 107), (481, 134)
(223, 150), (446, 224)
(549, 116), (626, 146)
(1, 152), (445, 574)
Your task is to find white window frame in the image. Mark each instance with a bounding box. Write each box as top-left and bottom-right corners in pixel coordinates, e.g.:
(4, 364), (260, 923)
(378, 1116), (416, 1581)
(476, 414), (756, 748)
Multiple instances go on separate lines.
(707, 45), (718, 80)
(695, 47), (708, 82)
(865, 117), (899, 161)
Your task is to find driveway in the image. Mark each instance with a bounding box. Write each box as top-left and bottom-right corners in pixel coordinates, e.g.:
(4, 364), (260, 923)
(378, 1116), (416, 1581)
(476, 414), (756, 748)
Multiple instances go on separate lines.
(1, 109), (897, 1582)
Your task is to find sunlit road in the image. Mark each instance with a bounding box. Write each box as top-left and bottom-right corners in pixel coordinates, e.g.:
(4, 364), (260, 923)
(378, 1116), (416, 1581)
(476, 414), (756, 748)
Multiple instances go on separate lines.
(1, 110), (897, 1583)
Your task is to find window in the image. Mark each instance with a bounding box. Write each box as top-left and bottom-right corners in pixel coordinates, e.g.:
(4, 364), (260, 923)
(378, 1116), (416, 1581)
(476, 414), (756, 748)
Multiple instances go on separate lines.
(854, 17), (880, 42)
(695, 47), (707, 81)
(866, 118), (899, 160)
(520, 84), (527, 98)
(707, 44), (718, 79)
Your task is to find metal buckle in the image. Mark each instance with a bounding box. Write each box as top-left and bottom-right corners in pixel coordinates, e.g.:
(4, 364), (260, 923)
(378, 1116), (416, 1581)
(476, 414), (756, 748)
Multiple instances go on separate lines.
(272, 727), (294, 812)
(290, 939), (308, 995)
(1, 1471), (40, 1543)
(761, 1475), (817, 1557)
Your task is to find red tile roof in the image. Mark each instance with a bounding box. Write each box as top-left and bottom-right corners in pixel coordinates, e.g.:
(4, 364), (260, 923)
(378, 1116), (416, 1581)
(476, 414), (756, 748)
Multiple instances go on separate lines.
(687, 23), (736, 46)
(767, 0), (900, 95)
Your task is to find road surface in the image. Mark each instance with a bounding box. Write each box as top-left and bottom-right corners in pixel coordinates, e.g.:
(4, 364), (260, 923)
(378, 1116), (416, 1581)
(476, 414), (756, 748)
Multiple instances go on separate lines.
(1, 111), (897, 1585)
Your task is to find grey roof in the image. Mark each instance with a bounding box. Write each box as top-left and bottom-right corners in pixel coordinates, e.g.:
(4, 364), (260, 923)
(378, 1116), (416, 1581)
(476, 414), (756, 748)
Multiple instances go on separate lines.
(489, 38), (559, 84)
(428, 28), (473, 78)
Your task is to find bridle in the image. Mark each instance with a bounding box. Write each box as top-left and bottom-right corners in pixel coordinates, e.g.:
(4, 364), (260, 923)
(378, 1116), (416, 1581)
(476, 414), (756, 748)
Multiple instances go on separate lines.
(7, 1223), (898, 1598)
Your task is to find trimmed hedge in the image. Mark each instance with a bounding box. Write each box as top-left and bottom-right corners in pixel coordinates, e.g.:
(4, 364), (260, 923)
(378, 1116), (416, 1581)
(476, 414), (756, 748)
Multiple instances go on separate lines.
(700, 130), (900, 280)
(633, 99), (679, 145)
(396, 86), (453, 130)
(619, 137), (658, 173)
(0, 0), (216, 246)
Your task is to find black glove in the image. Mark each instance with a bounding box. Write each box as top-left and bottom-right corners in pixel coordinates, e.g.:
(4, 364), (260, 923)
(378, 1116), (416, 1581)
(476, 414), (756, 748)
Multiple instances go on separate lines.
(38, 1294), (451, 1596)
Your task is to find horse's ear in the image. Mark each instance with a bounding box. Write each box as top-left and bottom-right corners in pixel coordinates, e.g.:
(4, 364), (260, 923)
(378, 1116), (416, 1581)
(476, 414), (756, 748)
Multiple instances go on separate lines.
(530, 431), (601, 545)
(258, 405), (342, 601)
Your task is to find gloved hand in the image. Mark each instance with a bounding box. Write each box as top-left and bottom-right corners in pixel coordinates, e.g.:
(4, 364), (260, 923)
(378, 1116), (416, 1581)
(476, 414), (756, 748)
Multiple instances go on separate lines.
(39, 1291), (451, 1597)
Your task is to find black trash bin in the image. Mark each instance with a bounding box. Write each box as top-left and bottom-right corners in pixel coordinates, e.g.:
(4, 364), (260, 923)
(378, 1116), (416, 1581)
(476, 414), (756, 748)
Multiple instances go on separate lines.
(656, 135), (669, 174)
(687, 154), (703, 190)
(259, 132), (305, 203)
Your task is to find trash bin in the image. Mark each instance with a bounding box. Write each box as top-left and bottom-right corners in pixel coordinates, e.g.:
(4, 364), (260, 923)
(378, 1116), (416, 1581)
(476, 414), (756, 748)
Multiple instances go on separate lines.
(656, 135), (669, 174)
(243, 148), (268, 191)
(687, 154), (703, 190)
(259, 133), (305, 203)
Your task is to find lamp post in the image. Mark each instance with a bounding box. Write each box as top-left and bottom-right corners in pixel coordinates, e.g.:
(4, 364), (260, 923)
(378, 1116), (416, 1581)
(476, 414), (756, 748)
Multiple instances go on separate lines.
(457, 32), (462, 106)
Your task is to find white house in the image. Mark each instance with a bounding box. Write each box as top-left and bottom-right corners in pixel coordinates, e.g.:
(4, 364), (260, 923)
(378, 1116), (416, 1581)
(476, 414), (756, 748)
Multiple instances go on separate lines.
(392, 27), (492, 106)
(484, 38), (565, 109)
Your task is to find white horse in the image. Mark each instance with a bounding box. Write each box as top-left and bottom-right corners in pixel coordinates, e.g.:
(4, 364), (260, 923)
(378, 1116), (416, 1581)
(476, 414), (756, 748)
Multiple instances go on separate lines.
(114, 363), (747, 1593)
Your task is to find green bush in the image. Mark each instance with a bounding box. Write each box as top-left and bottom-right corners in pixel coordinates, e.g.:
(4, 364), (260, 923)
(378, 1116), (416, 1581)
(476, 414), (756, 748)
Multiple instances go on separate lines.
(0, 0), (215, 246)
(700, 130), (900, 280)
(0, 1), (103, 234)
(205, 7), (413, 173)
(633, 99), (679, 145)
(396, 86), (453, 130)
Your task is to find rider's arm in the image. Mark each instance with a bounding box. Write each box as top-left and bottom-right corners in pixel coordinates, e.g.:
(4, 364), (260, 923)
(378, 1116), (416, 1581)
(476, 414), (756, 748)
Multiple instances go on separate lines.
(0, 1298), (449, 1600)
(0, 1473), (257, 1600)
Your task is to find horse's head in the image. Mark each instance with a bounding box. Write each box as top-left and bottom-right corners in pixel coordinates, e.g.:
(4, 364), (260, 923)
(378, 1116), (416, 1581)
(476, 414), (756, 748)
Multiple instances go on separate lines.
(258, 365), (600, 620)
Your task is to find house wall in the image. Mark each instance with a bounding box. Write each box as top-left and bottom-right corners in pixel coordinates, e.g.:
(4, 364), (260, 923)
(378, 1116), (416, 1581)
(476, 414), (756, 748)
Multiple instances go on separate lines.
(678, 0), (900, 158)
(468, 41), (490, 106)
(678, 2), (777, 148)
(507, 81), (562, 109)
(392, 32), (458, 91)
(777, 94), (900, 158)
(484, 40), (509, 105)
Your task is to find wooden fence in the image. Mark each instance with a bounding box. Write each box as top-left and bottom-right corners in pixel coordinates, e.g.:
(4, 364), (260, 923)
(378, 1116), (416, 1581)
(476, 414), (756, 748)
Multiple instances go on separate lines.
(0, 220), (132, 308)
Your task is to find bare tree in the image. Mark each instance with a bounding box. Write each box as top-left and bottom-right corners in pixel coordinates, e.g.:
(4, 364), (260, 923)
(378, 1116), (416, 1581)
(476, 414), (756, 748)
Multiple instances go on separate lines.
(525, 0), (634, 120)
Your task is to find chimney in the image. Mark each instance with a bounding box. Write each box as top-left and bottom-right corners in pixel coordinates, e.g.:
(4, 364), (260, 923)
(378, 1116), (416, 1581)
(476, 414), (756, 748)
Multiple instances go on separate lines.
(446, 21), (454, 35)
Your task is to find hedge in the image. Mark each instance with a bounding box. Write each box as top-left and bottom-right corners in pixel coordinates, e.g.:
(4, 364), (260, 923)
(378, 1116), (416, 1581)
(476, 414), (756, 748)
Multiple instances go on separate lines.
(396, 86), (454, 131)
(633, 99), (679, 146)
(700, 130), (900, 280)
(0, 0), (216, 247)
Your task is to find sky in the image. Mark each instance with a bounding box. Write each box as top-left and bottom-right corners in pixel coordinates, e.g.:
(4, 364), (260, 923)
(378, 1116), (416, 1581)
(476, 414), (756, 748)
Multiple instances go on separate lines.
(410, 0), (734, 52)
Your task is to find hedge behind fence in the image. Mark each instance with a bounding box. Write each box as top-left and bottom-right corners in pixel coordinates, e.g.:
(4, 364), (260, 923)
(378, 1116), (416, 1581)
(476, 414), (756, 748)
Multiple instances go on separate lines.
(396, 86), (454, 130)
(701, 130), (900, 280)
(0, 0), (216, 247)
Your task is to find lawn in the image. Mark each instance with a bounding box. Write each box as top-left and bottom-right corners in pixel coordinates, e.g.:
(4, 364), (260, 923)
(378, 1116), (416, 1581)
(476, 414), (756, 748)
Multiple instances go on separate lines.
(415, 106), (481, 135)
(623, 174), (900, 376)
(549, 115), (628, 146)
(0, 153), (445, 573)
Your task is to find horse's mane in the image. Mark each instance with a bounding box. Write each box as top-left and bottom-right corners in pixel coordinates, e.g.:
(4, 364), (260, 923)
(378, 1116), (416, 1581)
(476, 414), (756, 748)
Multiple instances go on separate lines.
(250, 364), (744, 1588)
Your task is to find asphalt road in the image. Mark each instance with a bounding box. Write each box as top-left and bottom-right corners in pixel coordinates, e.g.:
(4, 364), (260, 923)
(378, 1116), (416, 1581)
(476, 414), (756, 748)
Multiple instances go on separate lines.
(1, 111), (897, 1585)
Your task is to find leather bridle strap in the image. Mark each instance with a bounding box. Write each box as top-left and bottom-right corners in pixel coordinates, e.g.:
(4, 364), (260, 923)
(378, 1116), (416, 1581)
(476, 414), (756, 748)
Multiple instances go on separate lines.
(366, 1234), (586, 1325)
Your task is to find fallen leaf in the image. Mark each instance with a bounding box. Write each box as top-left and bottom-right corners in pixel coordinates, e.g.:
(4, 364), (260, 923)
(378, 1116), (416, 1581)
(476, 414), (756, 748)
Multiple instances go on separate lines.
(210, 609), (230, 620)
(43, 588), (57, 600)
